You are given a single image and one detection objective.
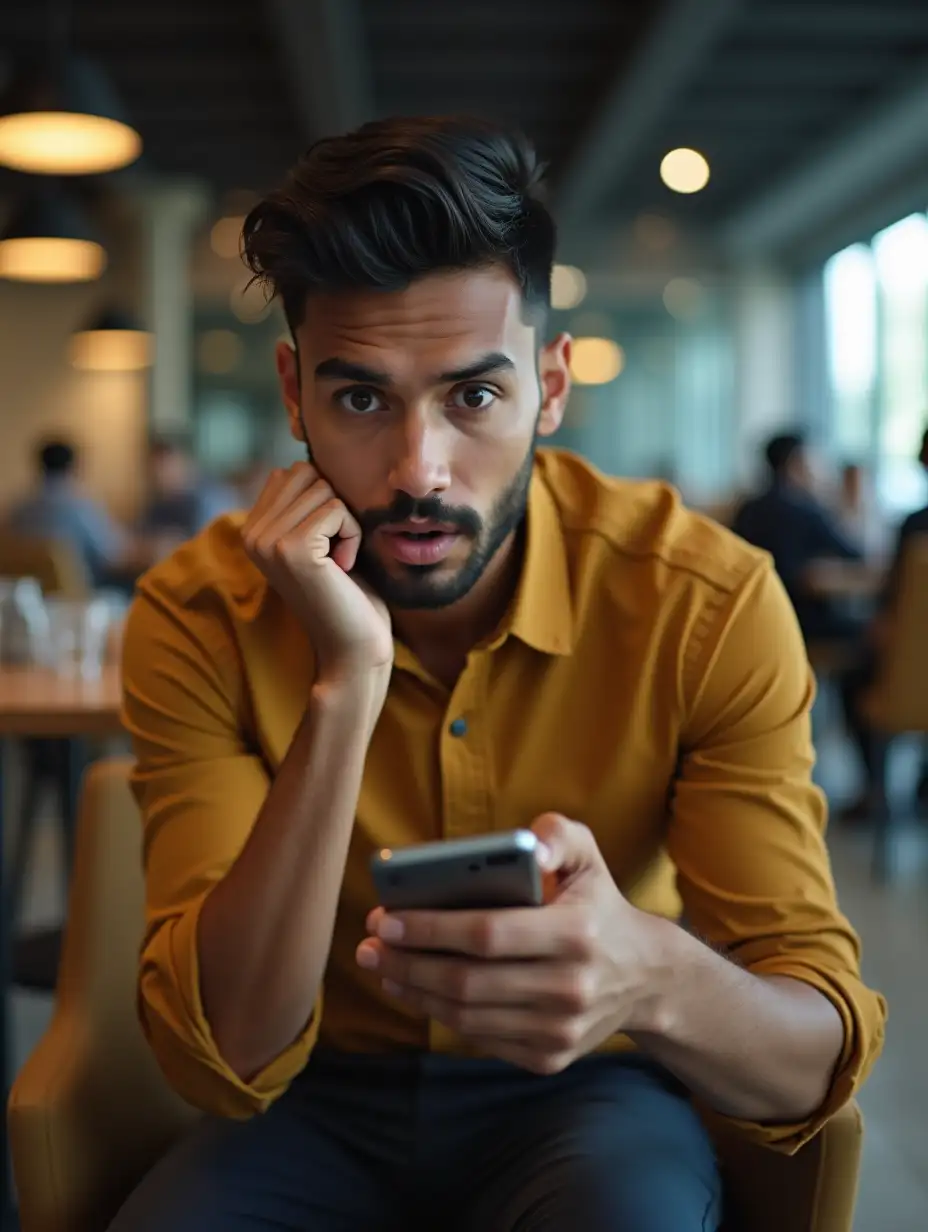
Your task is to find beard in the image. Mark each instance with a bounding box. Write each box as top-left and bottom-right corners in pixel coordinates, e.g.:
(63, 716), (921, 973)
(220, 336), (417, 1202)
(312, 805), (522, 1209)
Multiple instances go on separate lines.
(348, 442), (536, 611)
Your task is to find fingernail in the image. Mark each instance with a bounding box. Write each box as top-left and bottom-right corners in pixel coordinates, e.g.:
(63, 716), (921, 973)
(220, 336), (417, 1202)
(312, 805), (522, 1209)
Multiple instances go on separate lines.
(356, 946), (379, 970)
(382, 979), (403, 997)
(378, 917), (405, 942)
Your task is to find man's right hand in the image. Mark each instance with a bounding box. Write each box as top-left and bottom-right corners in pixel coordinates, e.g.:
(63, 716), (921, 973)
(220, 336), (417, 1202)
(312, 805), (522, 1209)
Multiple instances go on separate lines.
(243, 462), (393, 683)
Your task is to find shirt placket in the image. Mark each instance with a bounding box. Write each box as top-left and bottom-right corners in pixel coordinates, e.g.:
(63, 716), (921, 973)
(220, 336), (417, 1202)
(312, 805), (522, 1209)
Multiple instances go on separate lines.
(430, 648), (495, 1051)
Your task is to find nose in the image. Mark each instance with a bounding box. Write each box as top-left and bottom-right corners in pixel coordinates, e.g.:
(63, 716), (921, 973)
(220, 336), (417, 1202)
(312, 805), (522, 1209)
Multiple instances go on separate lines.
(387, 412), (451, 500)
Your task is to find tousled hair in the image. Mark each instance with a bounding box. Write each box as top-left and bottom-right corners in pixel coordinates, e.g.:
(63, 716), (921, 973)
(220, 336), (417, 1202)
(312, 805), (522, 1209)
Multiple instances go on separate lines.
(242, 116), (556, 332)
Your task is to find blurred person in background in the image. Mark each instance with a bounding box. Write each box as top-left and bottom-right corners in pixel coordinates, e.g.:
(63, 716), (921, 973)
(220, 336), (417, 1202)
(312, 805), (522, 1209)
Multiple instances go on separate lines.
(111, 117), (884, 1232)
(138, 436), (239, 554)
(839, 425), (928, 821)
(732, 432), (864, 642)
(4, 437), (134, 588)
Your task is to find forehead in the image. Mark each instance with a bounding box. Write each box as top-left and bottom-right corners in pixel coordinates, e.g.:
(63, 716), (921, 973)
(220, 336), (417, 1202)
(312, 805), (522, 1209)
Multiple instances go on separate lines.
(297, 267), (535, 377)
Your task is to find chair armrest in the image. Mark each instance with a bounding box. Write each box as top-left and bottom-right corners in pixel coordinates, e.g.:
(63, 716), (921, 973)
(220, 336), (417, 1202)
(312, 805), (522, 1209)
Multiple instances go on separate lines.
(9, 999), (196, 1232)
(710, 1100), (863, 1232)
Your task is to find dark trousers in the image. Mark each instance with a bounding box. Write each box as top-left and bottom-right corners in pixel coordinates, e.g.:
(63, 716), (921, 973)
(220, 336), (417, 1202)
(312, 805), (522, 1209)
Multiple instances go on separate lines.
(107, 1050), (721, 1232)
(838, 651), (890, 796)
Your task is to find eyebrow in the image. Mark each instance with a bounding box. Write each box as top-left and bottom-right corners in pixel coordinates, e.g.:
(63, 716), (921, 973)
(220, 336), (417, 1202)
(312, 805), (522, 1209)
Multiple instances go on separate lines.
(314, 351), (515, 387)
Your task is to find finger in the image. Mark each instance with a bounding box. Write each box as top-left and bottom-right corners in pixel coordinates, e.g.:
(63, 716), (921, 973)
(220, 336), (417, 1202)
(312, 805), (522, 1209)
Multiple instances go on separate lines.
(357, 939), (560, 1005)
(463, 1036), (574, 1077)
(530, 814), (599, 878)
(381, 984), (569, 1047)
(299, 499), (361, 566)
(365, 903), (594, 960)
(244, 464), (320, 543)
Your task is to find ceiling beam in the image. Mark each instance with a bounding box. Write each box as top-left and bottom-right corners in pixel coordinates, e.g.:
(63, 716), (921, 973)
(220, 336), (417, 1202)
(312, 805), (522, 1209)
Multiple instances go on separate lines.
(555, 0), (743, 231)
(720, 56), (928, 260)
(266, 0), (373, 143)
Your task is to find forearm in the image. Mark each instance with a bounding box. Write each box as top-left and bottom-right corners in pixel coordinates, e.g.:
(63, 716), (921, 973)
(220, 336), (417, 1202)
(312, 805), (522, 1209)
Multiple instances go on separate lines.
(197, 675), (384, 1080)
(628, 919), (845, 1122)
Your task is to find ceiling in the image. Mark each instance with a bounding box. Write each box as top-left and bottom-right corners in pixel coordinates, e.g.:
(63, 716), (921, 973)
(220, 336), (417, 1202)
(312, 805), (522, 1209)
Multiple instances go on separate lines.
(3, 0), (928, 258)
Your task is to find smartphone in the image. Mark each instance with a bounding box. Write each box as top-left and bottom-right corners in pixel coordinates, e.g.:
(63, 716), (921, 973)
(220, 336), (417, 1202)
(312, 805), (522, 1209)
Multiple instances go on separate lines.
(370, 830), (544, 911)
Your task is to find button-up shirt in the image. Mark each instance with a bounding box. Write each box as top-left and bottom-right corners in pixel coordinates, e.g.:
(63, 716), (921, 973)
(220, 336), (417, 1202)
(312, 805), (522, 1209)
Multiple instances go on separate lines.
(123, 449), (885, 1150)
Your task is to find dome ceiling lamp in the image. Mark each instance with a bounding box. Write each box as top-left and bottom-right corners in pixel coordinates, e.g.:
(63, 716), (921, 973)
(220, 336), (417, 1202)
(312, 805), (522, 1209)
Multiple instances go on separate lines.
(70, 308), (152, 371)
(0, 188), (106, 283)
(0, 0), (142, 176)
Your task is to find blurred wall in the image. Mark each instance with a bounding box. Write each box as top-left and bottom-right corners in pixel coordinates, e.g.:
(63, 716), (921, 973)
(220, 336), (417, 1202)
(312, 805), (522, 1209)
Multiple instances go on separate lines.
(0, 280), (147, 519)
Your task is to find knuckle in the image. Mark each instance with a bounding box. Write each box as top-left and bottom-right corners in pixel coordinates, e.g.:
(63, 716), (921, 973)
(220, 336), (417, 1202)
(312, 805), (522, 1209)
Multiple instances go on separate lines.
(549, 1017), (583, 1051)
(561, 969), (595, 1014)
(446, 965), (473, 1001)
(571, 909), (599, 958)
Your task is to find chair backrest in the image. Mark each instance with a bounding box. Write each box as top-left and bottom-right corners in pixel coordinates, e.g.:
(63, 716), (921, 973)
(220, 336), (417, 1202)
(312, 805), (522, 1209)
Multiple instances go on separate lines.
(0, 528), (90, 598)
(8, 758), (196, 1232)
(867, 535), (928, 733)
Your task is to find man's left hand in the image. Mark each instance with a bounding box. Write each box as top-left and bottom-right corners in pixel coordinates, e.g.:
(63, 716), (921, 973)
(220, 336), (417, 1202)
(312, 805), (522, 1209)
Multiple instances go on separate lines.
(355, 814), (669, 1075)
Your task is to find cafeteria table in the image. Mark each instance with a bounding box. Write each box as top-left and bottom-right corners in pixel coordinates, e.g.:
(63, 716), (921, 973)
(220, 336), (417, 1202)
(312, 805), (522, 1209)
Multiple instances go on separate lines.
(0, 666), (123, 1227)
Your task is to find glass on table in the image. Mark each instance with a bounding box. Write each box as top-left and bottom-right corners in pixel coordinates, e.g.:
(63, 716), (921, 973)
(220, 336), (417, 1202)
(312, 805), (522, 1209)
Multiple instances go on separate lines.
(41, 597), (113, 680)
(0, 577), (49, 666)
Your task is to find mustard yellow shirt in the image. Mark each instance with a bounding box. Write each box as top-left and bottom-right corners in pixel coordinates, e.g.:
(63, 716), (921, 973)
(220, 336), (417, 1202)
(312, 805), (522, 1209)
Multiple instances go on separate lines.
(123, 449), (886, 1151)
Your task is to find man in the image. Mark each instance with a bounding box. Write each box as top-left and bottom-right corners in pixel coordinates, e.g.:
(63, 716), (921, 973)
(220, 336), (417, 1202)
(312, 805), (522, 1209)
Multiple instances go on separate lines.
(5, 438), (130, 587)
(138, 436), (238, 546)
(112, 118), (885, 1232)
(840, 425), (928, 818)
(732, 432), (864, 641)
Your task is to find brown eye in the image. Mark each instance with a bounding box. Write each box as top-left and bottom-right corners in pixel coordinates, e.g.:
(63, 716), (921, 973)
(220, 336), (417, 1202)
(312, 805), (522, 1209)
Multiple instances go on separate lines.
(452, 385), (496, 411)
(336, 387), (383, 414)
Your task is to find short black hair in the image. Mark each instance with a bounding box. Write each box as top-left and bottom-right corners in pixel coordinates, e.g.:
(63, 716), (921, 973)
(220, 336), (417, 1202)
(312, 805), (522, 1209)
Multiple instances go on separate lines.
(242, 115), (556, 333)
(37, 439), (76, 477)
(765, 432), (805, 479)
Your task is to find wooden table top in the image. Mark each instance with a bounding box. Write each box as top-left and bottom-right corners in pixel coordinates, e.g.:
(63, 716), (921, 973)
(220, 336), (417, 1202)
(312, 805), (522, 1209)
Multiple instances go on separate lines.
(0, 665), (123, 738)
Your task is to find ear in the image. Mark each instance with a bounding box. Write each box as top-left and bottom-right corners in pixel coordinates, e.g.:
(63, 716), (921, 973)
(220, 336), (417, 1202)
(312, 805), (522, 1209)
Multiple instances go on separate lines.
(536, 333), (572, 439)
(276, 340), (305, 444)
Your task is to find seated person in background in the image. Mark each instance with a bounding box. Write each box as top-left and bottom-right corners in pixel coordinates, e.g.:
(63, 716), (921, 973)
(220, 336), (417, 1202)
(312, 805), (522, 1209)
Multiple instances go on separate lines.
(732, 432), (864, 641)
(138, 437), (238, 553)
(4, 437), (132, 588)
(840, 426), (928, 820)
(112, 117), (885, 1232)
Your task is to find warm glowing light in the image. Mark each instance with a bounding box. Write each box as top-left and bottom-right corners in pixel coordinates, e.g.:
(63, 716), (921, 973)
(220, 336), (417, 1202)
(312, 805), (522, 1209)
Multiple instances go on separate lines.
(570, 337), (624, 385)
(0, 236), (106, 282)
(551, 264), (587, 310)
(198, 329), (244, 375)
(662, 278), (705, 321)
(660, 148), (710, 195)
(70, 329), (152, 371)
(210, 215), (246, 259)
(231, 279), (272, 324)
(0, 112), (141, 175)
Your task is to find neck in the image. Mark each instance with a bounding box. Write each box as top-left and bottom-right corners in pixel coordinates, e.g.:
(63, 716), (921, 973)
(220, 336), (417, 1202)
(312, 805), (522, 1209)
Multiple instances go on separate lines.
(391, 525), (524, 667)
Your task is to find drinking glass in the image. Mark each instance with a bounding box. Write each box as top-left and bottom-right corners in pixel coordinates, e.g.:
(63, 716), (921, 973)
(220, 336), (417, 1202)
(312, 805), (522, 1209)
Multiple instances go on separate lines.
(42, 597), (113, 680)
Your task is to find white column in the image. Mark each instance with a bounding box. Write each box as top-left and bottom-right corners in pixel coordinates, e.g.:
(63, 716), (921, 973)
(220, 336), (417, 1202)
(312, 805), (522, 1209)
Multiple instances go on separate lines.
(731, 264), (799, 488)
(139, 182), (208, 436)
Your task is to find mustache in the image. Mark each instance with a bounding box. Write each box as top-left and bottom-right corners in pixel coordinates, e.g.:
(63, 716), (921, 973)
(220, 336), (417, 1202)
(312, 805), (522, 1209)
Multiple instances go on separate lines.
(357, 493), (482, 538)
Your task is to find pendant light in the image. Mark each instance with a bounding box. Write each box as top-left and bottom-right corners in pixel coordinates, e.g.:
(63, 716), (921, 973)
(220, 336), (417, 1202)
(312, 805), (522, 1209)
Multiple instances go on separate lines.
(0, 1), (142, 176)
(70, 308), (152, 371)
(0, 189), (106, 283)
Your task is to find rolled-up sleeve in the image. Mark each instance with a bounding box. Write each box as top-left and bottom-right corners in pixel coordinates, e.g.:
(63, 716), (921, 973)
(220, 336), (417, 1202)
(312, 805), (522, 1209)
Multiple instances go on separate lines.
(122, 582), (321, 1118)
(668, 559), (887, 1152)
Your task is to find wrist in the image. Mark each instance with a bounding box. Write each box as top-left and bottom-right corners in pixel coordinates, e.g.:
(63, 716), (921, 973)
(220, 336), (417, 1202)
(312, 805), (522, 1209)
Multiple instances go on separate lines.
(310, 669), (389, 728)
(624, 913), (700, 1038)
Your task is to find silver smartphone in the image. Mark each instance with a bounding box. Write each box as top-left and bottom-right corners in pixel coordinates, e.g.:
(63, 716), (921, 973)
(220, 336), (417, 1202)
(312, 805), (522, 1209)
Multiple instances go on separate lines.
(370, 830), (544, 911)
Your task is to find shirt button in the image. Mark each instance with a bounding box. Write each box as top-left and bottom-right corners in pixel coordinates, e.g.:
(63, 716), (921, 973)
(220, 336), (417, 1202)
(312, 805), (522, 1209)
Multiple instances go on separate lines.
(449, 717), (468, 737)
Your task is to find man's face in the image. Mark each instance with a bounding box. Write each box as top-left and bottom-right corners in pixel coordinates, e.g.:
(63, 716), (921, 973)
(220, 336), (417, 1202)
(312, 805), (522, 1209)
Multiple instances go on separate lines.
(276, 267), (570, 609)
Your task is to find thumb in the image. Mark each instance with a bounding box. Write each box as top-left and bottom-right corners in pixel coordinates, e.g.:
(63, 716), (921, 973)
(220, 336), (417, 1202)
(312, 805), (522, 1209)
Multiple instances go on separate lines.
(530, 813), (600, 878)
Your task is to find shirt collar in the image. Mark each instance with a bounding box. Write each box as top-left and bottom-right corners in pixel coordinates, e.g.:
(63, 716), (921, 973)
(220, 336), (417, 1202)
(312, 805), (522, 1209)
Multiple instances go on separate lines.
(494, 466), (575, 657)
